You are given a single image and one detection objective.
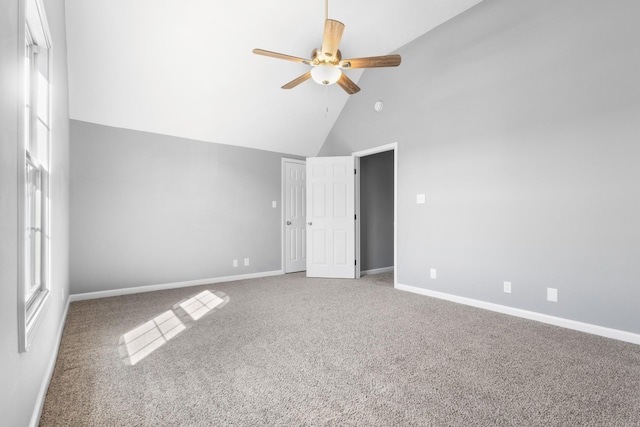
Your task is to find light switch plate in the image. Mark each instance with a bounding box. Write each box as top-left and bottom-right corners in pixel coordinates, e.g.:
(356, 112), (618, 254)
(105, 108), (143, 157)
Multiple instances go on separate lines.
(272, 201), (277, 208)
(244, 258), (250, 266)
(417, 194), (426, 204)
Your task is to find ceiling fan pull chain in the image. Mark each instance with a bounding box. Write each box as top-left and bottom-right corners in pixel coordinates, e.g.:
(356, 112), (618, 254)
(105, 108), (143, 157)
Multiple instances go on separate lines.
(325, 87), (329, 120)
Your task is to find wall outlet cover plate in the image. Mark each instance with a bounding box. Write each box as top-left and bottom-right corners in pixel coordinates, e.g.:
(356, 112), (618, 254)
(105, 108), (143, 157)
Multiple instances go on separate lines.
(504, 281), (512, 293)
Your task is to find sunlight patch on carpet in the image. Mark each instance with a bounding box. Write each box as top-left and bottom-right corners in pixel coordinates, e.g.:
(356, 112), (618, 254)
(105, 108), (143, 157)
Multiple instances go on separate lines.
(119, 310), (186, 365)
(178, 290), (225, 321)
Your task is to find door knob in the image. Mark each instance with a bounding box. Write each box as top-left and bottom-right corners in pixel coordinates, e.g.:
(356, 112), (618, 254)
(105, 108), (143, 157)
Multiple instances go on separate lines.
(286, 221), (292, 225)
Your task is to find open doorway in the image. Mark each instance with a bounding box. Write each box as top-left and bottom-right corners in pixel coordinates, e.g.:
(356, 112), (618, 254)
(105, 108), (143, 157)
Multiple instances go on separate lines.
(353, 143), (397, 285)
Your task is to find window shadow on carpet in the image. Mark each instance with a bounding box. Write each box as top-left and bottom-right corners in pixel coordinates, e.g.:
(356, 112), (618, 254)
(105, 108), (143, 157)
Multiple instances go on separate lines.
(117, 290), (229, 366)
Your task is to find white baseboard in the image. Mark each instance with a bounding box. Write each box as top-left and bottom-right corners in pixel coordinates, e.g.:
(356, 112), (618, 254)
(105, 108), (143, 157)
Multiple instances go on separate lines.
(70, 270), (284, 302)
(30, 296), (71, 427)
(360, 266), (394, 276)
(396, 283), (640, 346)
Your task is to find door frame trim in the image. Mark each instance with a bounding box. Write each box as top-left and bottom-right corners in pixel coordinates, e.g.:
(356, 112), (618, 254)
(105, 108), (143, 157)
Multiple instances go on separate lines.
(352, 142), (397, 285)
(281, 158), (306, 273)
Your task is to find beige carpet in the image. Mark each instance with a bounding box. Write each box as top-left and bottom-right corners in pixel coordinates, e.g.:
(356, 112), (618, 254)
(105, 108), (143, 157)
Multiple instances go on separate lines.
(41, 273), (640, 426)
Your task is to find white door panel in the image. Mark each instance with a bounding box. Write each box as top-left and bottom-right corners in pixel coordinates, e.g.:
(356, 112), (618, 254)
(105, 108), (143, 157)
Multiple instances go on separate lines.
(306, 156), (355, 278)
(285, 161), (306, 273)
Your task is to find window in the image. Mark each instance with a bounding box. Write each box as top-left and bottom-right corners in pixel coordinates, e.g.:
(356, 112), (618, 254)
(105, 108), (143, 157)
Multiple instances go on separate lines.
(19, 0), (52, 352)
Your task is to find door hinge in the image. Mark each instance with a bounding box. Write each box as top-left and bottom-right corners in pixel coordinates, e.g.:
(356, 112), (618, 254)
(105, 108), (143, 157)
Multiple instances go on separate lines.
(354, 169), (357, 175)
(354, 214), (357, 220)
(355, 259), (357, 265)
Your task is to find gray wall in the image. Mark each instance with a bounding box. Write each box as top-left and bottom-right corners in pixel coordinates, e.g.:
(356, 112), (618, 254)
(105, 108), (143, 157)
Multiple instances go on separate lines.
(360, 150), (394, 271)
(0, 0), (70, 425)
(70, 120), (297, 294)
(319, 0), (640, 334)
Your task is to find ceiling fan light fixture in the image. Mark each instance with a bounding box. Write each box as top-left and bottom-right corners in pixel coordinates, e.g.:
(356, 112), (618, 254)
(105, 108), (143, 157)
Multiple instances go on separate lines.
(311, 64), (342, 85)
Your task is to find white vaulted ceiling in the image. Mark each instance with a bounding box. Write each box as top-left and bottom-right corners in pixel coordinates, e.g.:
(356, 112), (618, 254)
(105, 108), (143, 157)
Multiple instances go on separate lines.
(64, 0), (483, 157)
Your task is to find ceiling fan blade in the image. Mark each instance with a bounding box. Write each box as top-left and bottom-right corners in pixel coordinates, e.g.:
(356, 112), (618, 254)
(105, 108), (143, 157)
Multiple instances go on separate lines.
(321, 19), (345, 60)
(282, 72), (312, 89)
(253, 49), (312, 65)
(339, 54), (402, 69)
(336, 73), (360, 95)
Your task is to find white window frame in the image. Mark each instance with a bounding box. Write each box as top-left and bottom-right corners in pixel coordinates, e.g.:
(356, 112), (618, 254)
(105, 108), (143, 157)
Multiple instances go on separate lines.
(18, 0), (52, 353)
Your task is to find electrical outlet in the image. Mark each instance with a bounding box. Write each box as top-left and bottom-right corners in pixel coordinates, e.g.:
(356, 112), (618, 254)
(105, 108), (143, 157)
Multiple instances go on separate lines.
(417, 194), (426, 204)
(547, 287), (558, 302)
(503, 281), (512, 294)
(430, 268), (437, 279)
(244, 258), (250, 266)
(233, 259), (238, 267)
(272, 201), (277, 208)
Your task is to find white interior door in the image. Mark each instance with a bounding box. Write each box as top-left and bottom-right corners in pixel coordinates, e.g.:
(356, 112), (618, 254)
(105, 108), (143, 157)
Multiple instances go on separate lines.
(284, 160), (306, 273)
(306, 156), (355, 278)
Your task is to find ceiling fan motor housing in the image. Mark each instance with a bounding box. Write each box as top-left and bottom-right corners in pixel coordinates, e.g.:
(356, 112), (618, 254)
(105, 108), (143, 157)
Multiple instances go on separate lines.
(312, 48), (342, 65)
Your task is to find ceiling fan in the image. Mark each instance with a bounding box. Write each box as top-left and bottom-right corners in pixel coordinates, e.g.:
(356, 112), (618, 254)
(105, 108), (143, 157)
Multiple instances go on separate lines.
(253, 3), (401, 95)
